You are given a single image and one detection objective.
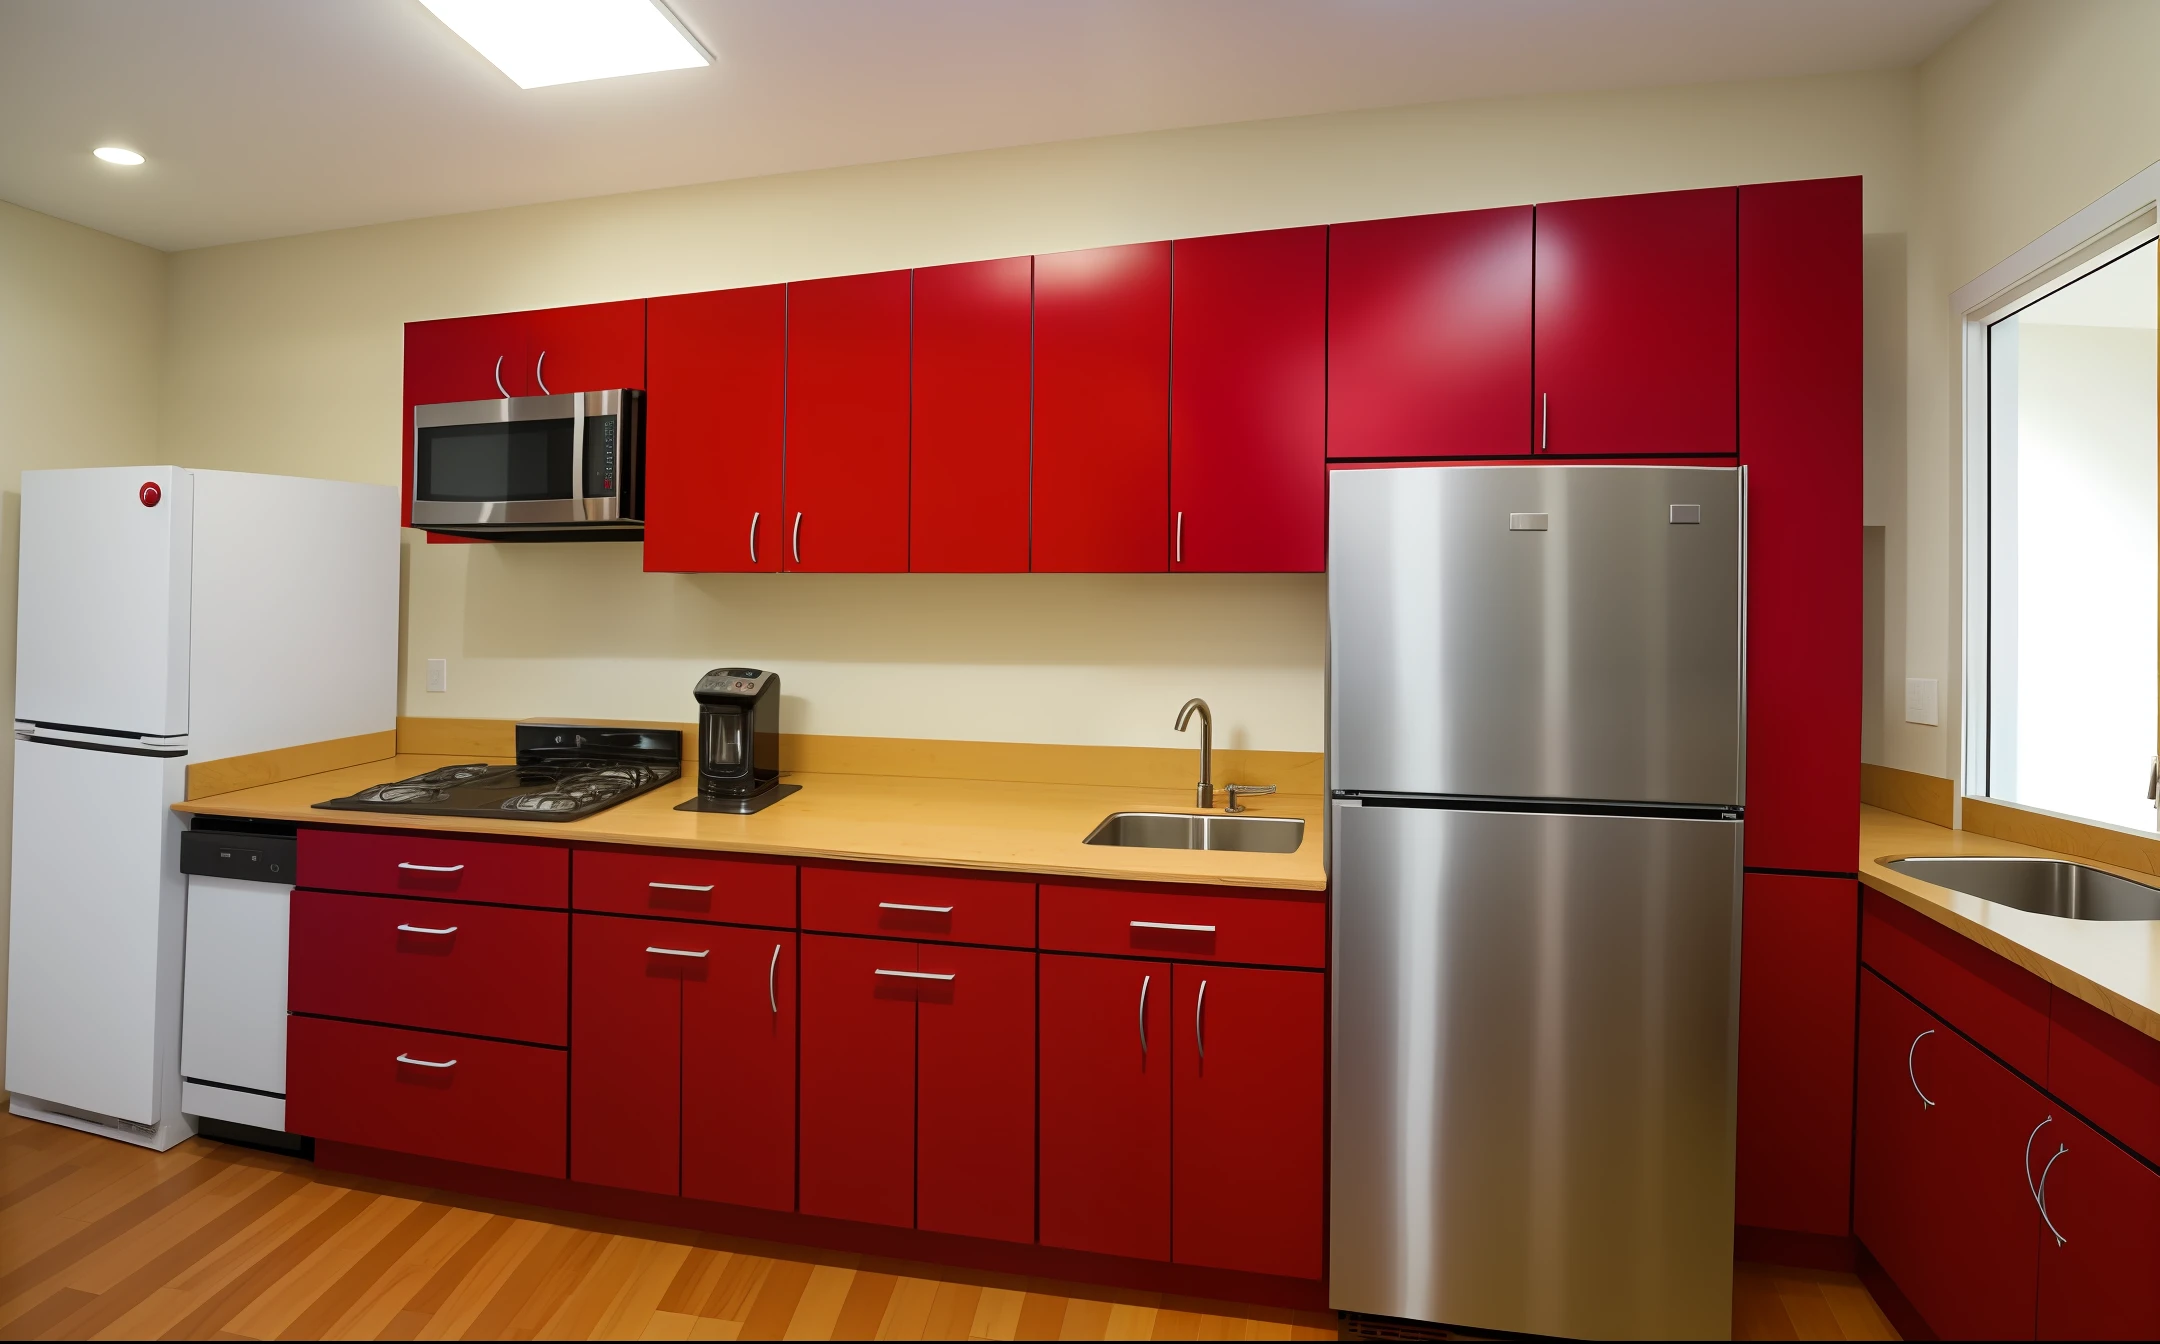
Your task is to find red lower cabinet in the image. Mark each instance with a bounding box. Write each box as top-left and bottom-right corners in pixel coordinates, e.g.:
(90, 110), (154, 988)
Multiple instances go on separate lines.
(798, 935), (918, 1227)
(682, 929), (797, 1212)
(1170, 964), (1323, 1279)
(915, 944), (1035, 1242)
(1040, 954), (1172, 1261)
(569, 915), (685, 1195)
(2033, 1108), (2160, 1339)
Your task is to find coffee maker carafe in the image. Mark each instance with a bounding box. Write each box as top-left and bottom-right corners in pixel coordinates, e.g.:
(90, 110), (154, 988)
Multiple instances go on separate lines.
(674, 667), (799, 814)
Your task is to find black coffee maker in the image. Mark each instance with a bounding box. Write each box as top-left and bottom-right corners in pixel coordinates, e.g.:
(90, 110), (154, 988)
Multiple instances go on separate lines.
(673, 667), (799, 814)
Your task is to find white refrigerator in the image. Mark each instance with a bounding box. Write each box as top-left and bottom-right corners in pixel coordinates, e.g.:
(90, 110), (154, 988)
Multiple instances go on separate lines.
(7, 467), (397, 1150)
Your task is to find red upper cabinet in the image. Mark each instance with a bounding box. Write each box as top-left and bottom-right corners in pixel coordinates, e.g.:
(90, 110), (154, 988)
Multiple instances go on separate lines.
(1328, 207), (1535, 459)
(1170, 228), (1326, 573)
(1738, 177), (1862, 873)
(785, 271), (911, 572)
(912, 258), (1031, 572)
(681, 927), (797, 1213)
(1534, 188), (1736, 456)
(798, 933), (917, 1228)
(1033, 242), (1172, 572)
(517, 301), (647, 395)
(915, 943), (1035, 1243)
(1040, 953), (1172, 1261)
(569, 913), (684, 1197)
(644, 286), (786, 573)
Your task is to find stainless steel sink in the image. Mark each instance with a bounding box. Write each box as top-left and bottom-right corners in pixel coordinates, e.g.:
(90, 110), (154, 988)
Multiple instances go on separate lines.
(1085, 812), (1305, 854)
(1885, 857), (2160, 920)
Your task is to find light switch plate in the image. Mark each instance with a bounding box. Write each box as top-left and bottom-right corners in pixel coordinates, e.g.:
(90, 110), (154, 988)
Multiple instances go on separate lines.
(1904, 677), (1939, 726)
(426, 658), (448, 694)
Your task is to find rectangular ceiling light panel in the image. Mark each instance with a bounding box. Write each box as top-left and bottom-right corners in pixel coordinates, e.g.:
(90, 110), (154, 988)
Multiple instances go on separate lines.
(420, 0), (711, 89)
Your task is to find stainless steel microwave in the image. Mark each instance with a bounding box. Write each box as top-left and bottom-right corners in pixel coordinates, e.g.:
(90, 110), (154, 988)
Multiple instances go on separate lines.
(410, 389), (643, 540)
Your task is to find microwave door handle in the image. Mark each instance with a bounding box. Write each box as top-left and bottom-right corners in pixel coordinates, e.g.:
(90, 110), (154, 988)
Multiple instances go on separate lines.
(569, 394), (586, 511)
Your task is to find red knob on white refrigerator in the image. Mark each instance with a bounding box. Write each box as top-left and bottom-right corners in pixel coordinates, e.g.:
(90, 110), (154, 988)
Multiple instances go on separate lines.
(139, 482), (161, 507)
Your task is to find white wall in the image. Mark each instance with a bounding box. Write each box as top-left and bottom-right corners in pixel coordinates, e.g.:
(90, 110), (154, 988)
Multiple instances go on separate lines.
(158, 68), (1920, 753)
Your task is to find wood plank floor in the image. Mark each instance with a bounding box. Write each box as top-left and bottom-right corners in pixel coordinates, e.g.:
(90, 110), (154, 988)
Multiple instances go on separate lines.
(0, 1112), (1895, 1340)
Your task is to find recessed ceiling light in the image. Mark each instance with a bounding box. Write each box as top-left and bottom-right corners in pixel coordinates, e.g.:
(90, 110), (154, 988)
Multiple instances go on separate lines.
(93, 147), (145, 166)
(418, 0), (711, 90)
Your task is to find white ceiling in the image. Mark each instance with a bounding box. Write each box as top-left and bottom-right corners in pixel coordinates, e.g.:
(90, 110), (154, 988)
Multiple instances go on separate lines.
(0, 0), (1990, 252)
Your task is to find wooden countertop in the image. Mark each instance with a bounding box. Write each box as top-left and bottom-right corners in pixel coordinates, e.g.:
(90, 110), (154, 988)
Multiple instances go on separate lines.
(174, 755), (1327, 892)
(1862, 804), (2160, 1040)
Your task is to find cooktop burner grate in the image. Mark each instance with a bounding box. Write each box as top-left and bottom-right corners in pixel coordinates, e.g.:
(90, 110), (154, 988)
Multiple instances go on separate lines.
(313, 724), (683, 823)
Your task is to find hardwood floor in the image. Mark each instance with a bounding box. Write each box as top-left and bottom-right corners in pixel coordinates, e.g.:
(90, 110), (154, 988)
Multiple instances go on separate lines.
(0, 1112), (1895, 1340)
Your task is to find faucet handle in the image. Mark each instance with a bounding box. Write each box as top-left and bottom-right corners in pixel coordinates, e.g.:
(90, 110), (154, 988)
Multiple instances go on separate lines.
(1223, 784), (1276, 814)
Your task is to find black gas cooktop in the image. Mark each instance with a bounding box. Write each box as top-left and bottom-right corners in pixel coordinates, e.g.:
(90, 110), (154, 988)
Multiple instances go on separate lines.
(314, 723), (682, 822)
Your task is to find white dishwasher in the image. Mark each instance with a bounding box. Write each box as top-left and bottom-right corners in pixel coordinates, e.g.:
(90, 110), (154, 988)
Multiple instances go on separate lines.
(179, 825), (295, 1136)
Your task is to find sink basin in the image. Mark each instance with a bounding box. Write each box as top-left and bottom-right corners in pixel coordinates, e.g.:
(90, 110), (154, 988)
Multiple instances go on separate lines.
(1085, 812), (1305, 854)
(1885, 857), (2160, 921)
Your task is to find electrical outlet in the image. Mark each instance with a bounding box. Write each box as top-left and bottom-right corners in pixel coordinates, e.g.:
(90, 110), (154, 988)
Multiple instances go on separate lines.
(426, 658), (448, 694)
(1904, 677), (1938, 726)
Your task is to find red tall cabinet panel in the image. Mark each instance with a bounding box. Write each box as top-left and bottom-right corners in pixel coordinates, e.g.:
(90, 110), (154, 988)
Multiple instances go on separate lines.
(1040, 953), (1172, 1261)
(785, 271), (910, 572)
(1170, 228), (1326, 573)
(1738, 177), (1862, 873)
(570, 914), (684, 1196)
(1534, 188), (1735, 456)
(1734, 874), (1857, 1236)
(1328, 206), (1535, 459)
(682, 927), (797, 1213)
(645, 286), (786, 573)
(912, 258), (1031, 572)
(1170, 964), (1324, 1279)
(915, 943), (1035, 1243)
(2034, 1107), (2160, 1340)
(1033, 243), (1171, 572)
(798, 934), (916, 1228)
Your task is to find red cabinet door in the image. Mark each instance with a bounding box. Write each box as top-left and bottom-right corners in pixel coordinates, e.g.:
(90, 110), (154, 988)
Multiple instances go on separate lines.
(1534, 188), (1736, 456)
(1039, 953), (1171, 1261)
(912, 257), (1030, 572)
(2034, 1107), (2160, 1340)
(1854, 970), (2043, 1340)
(517, 300), (646, 395)
(568, 914), (684, 1196)
(798, 934), (916, 1227)
(1738, 177), (1861, 872)
(1170, 963), (1324, 1279)
(1033, 242), (1171, 572)
(785, 271), (910, 572)
(1734, 874), (1857, 1236)
(915, 943), (1034, 1243)
(644, 286), (785, 573)
(682, 928), (797, 1212)
(1328, 206), (1535, 459)
(1170, 228), (1326, 573)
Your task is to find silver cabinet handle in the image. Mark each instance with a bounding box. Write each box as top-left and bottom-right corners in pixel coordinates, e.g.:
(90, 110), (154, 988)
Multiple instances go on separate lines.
(749, 511), (760, 565)
(2024, 1114), (2052, 1205)
(1196, 978), (1208, 1060)
(1907, 1029), (1936, 1108)
(878, 902), (955, 913)
(396, 1053), (456, 1069)
(768, 943), (780, 1014)
(874, 968), (955, 981)
(791, 512), (802, 564)
(1540, 391), (1549, 453)
(493, 355), (509, 399)
(1138, 973), (1150, 1055)
(1131, 920), (1216, 933)
(1175, 511), (1184, 564)
(398, 862), (465, 873)
(648, 881), (715, 892)
(395, 923), (457, 936)
(2037, 1143), (2069, 1247)
(534, 350), (550, 395)
(646, 946), (710, 959)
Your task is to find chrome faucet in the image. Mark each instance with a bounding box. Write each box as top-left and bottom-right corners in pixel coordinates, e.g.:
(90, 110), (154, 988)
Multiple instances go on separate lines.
(1175, 697), (1213, 809)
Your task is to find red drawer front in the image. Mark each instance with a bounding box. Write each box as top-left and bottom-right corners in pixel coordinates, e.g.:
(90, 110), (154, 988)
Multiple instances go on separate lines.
(1861, 889), (2051, 1080)
(289, 890), (568, 1046)
(1038, 882), (1324, 969)
(299, 828), (568, 909)
(2049, 990), (2160, 1166)
(285, 1014), (565, 1178)
(801, 865), (1034, 948)
(573, 848), (796, 927)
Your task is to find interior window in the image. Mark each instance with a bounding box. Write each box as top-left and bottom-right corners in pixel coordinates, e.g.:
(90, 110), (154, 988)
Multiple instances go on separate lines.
(1985, 238), (2158, 829)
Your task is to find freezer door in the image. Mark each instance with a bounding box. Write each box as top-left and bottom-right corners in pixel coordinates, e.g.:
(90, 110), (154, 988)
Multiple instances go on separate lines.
(1330, 464), (1742, 805)
(1329, 802), (1741, 1340)
(5, 738), (187, 1125)
(16, 466), (193, 736)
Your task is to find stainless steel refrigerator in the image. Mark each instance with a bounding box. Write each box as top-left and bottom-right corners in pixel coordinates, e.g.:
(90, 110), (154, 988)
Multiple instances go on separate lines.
(1329, 464), (1744, 1341)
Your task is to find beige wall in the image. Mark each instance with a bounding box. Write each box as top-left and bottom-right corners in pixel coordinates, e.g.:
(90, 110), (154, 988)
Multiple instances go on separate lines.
(0, 200), (170, 1084)
(159, 68), (1921, 754)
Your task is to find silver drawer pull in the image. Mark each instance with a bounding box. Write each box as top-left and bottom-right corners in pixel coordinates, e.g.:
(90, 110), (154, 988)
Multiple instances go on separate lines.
(398, 862), (465, 873)
(874, 968), (956, 981)
(649, 881), (716, 892)
(395, 1053), (456, 1069)
(395, 923), (458, 936)
(768, 943), (780, 1014)
(1130, 920), (1216, 933)
(647, 946), (710, 959)
(878, 902), (955, 913)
